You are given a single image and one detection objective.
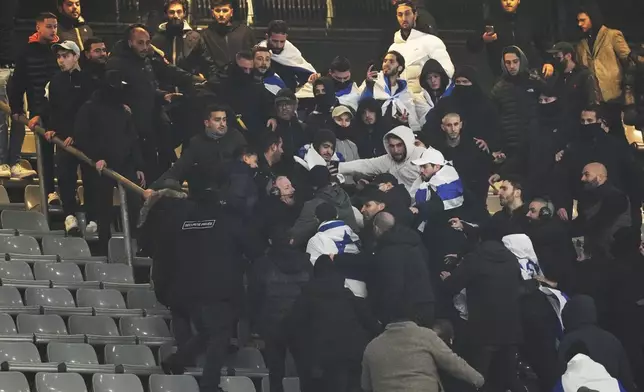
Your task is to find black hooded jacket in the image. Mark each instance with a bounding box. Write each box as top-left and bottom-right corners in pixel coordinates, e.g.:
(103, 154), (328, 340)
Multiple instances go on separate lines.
(57, 14), (93, 49)
(466, 3), (552, 76)
(420, 59), (451, 106)
(370, 225), (435, 325)
(443, 241), (523, 345)
(558, 295), (635, 391)
(200, 21), (256, 71)
(305, 77), (337, 131)
(353, 98), (387, 158)
(490, 46), (548, 154)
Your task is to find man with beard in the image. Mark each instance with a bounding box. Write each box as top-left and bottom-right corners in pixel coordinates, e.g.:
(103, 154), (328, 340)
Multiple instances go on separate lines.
(525, 197), (576, 284)
(335, 125), (425, 196)
(209, 50), (274, 143)
(82, 37), (107, 82)
(576, 4), (633, 139)
(56, 0), (93, 50)
(258, 20), (316, 91)
(304, 76), (337, 131)
(200, 0), (255, 72)
(272, 89), (310, 170)
(467, 0), (553, 78)
(388, 0), (453, 95)
(46, 41), (98, 234)
(495, 93), (573, 198)
(573, 163), (631, 259)
(432, 112), (493, 209)
(548, 42), (601, 128)
(424, 66), (499, 153)
(254, 176), (302, 244)
(490, 46), (548, 158)
(354, 98), (387, 158)
(361, 51), (421, 131)
(152, 0), (215, 78)
(107, 24), (199, 182)
(297, 56), (361, 111)
(253, 46), (286, 95)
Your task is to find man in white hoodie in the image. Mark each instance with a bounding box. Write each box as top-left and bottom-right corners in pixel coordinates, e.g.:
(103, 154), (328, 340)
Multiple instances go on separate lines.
(331, 125), (425, 196)
(388, 0), (454, 94)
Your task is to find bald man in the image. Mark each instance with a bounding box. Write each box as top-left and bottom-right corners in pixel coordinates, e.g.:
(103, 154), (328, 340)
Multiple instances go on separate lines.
(369, 211), (435, 327)
(106, 23), (198, 181)
(575, 162), (631, 258)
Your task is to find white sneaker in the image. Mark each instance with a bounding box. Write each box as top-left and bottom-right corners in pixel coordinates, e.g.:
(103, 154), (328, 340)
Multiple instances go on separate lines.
(86, 221), (98, 234)
(10, 164), (36, 179)
(65, 215), (80, 235)
(0, 164), (10, 178)
(48, 192), (61, 206)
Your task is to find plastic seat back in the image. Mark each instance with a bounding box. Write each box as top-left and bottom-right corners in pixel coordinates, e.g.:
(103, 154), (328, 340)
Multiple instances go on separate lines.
(221, 376), (256, 392)
(85, 263), (134, 283)
(0, 287), (24, 306)
(0, 235), (41, 255)
(1, 210), (50, 231)
(34, 262), (83, 283)
(25, 288), (75, 308)
(92, 373), (144, 392)
(17, 314), (67, 335)
(229, 347), (267, 370)
(126, 289), (165, 310)
(149, 374), (199, 392)
(104, 344), (156, 366)
(0, 372), (30, 392)
(77, 289), (126, 310)
(47, 342), (98, 364)
(35, 372), (88, 392)
(42, 236), (92, 258)
(119, 316), (171, 338)
(0, 342), (41, 363)
(0, 313), (17, 334)
(0, 260), (34, 280)
(68, 315), (120, 336)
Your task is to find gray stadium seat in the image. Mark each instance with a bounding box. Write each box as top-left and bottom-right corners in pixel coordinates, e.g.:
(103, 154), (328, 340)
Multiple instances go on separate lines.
(77, 289), (126, 309)
(35, 372), (88, 392)
(126, 289), (166, 310)
(0, 342), (41, 363)
(47, 342), (99, 364)
(68, 315), (120, 336)
(229, 347), (267, 370)
(1, 210), (64, 236)
(0, 235), (41, 255)
(221, 376), (257, 392)
(283, 377), (301, 392)
(17, 314), (67, 335)
(0, 372), (30, 392)
(149, 374), (200, 392)
(104, 344), (156, 366)
(85, 263), (134, 283)
(42, 236), (91, 258)
(34, 262), (84, 283)
(119, 316), (171, 338)
(0, 313), (17, 334)
(25, 288), (75, 308)
(0, 287), (24, 306)
(92, 373), (144, 392)
(0, 261), (34, 280)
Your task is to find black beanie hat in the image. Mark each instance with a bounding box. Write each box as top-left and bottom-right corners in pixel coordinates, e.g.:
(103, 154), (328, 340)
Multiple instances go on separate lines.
(313, 129), (336, 152)
(315, 202), (338, 223)
(309, 165), (331, 189)
(454, 65), (478, 85)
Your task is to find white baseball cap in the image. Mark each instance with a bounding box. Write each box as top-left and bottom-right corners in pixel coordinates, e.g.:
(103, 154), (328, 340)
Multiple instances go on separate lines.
(412, 147), (446, 166)
(52, 40), (81, 56)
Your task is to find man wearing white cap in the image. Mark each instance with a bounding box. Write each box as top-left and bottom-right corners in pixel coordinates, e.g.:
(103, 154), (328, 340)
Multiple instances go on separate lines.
(47, 40), (98, 234)
(410, 147), (464, 213)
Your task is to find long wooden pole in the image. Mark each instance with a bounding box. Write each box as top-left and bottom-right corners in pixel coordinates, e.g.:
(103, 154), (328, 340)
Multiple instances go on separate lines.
(0, 101), (145, 197)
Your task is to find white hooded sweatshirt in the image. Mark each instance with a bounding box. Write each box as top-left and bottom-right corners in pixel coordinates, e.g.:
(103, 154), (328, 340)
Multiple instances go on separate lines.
(338, 125), (425, 196)
(388, 29), (454, 94)
(554, 354), (625, 392)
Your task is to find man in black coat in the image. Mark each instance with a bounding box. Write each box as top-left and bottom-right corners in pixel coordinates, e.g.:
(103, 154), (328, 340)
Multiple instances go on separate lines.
(441, 240), (524, 392)
(208, 51), (274, 144)
(253, 175), (302, 245)
(624, 43), (644, 131)
(369, 212), (435, 327)
(490, 45), (549, 157)
(248, 230), (311, 392)
(106, 24), (199, 181)
(152, 104), (246, 201)
(56, 0), (93, 50)
(558, 295), (636, 392)
(354, 98), (388, 158)
(139, 187), (264, 392)
(200, 0), (255, 72)
(467, 0), (553, 77)
(272, 88), (311, 171)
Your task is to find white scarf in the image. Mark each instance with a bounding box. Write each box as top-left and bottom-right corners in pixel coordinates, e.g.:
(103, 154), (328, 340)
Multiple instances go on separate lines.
(258, 39), (316, 74)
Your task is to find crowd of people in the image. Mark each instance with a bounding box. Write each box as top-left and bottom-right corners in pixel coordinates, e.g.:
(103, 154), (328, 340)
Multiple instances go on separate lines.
(1, 0), (644, 391)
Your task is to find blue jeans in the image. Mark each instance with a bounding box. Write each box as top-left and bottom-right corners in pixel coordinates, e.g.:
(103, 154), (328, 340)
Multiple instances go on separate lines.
(0, 68), (25, 166)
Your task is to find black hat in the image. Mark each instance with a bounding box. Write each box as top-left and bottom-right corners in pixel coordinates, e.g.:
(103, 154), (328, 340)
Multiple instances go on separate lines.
(453, 65), (478, 84)
(315, 202), (338, 223)
(312, 129), (336, 151)
(547, 42), (575, 55)
(372, 173), (398, 186)
(360, 187), (389, 204)
(275, 88), (297, 104)
(309, 165), (331, 189)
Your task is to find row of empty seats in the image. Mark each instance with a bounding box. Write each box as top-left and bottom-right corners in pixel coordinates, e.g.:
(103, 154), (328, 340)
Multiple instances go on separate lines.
(0, 372), (301, 392)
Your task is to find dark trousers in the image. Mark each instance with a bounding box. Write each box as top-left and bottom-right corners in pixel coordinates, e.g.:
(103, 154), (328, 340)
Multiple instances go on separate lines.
(93, 167), (141, 254)
(299, 361), (361, 392)
(174, 301), (237, 392)
(57, 149), (96, 219)
(263, 327), (288, 392)
(37, 135), (55, 195)
(467, 345), (524, 392)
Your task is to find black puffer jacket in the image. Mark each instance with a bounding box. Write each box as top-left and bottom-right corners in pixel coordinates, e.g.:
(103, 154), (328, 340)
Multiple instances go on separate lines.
(200, 21), (255, 72)
(353, 98), (388, 158)
(57, 14), (93, 49)
(490, 46), (547, 155)
(558, 295), (636, 392)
